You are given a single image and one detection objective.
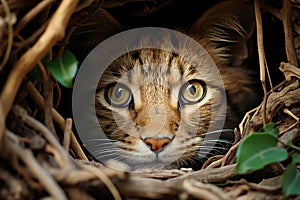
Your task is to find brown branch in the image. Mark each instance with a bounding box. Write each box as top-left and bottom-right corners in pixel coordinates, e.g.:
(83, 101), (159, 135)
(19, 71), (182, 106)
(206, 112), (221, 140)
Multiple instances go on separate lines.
(0, 100), (4, 143)
(36, 61), (57, 137)
(13, 24), (47, 57)
(0, 0), (14, 71)
(26, 82), (88, 160)
(43, 76), (56, 135)
(283, 0), (298, 67)
(13, 106), (75, 170)
(14, 0), (55, 36)
(254, 0), (268, 125)
(53, 81), (62, 108)
(0, 0), (79, 118)
(183, 179), (232, 200)
(3, 129), (68, 200)
(79, 163), (122, 200)
(261, 3), (282, 20)
(63, 118), (72, 152)
(166, 164), (238, 185)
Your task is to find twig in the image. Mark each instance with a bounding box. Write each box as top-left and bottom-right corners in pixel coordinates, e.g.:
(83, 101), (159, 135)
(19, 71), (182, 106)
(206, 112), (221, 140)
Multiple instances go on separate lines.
(283, 0), (298, 67)
(202, 155), (224, 169)
(53, 81), (62, 108)
(78, 163), (122, 200)
(283, 108), (300, 121)
(37, 62), (57, 136)
(205, 157), (224, 169)
(167, 164), (238, 185)
(43, 76), (56, 135)
(0, 0), (79, 117)
(239, 107), (259, 135)
(279, 119), (300, 136)
(261, 3), (282, 20)
(14, 0), (55, 36)
(4, 129), (68, 200)
(0, 0), (14, 71)
(57, 26), (77, 57)
(26, 81), (88, 160)
(254, 0), (268, 125)
(13, 24), (47, 57)
(13, 106), (75, 171)
(221, 141), (241, 167)
(183, 179), (232, 200)
(0, 99), (4, 143)
(45, 144), (71, 169)
(63, 118), (72, 152)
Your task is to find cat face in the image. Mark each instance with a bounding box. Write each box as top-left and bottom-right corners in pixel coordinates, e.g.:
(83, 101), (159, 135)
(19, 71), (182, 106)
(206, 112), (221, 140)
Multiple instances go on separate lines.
(95, 48), (228, 169)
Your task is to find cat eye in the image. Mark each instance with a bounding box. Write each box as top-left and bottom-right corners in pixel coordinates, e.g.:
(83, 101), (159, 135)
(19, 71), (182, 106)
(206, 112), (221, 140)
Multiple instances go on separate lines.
(104, 83), (132, 108)
(179, 80), (206, 105)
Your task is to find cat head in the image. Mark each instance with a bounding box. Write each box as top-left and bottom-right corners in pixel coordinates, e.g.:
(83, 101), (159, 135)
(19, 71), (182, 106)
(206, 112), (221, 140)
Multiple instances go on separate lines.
(72, 1), (256, 170)
(95, 45), (228, 169)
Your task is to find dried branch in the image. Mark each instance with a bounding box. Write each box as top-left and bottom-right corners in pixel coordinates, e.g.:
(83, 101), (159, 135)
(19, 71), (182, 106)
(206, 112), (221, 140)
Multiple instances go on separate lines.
(167, 164), (237, 185)
(0, 0), (14, 70)
(79, 163), (122, 200)
(0, 0), (79, 117)
(3, 129), (68, 200)
(254, 0), (268, 125)
(183, 179), (232, 200)
(13, 106), (75, 169)
(14, 0), (55, 36)
(0, 100), (4, 143)
(63, 118), (72, 152)
(261, 2), (282, 20)
(43, 77), (56, 135)
(26, 82), (88, 160)
(283, 0), (298, 67)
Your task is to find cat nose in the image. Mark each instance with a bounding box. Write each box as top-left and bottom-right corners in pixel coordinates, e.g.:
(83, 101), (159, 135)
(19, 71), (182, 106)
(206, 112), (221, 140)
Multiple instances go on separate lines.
(143, 137), (171, 151)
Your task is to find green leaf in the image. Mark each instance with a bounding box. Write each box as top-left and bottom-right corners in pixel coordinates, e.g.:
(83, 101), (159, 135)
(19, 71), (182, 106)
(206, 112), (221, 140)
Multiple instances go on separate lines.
(47, 51), (78, 88)
(288, 140), (300, 151)
(292, 153), (300, 163)
(263, 122), (279, 138)
(235, 123), (288, 174)
(282, 153), (300, 197)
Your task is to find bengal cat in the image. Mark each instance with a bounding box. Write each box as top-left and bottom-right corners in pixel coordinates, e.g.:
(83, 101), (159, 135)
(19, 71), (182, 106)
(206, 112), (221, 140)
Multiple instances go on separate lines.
(72, 1), (260, 170)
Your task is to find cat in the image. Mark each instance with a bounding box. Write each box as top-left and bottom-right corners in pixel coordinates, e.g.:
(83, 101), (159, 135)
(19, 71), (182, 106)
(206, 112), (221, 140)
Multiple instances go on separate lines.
(70, 0), (260, 170)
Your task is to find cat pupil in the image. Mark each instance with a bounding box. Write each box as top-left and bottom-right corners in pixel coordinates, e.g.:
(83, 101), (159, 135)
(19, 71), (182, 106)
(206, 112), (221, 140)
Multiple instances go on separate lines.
(188, 85), (197, 96)
(114, 87), (123, 99)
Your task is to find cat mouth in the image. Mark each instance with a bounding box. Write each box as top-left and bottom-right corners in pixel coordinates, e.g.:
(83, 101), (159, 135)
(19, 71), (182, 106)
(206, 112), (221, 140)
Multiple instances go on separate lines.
(113, 137), (199, 170)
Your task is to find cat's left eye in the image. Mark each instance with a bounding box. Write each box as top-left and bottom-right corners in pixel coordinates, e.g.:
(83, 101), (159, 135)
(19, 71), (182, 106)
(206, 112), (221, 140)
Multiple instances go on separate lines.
(179, 80), (206, 105)
(104, 83), (132, 108)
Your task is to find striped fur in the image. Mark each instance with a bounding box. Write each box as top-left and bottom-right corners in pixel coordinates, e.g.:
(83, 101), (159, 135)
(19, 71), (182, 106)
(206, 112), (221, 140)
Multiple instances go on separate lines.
(90, 1), (259, 169)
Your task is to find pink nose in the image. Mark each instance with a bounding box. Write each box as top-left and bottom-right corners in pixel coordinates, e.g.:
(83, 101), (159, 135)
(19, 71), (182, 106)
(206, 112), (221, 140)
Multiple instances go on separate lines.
(143, 138), (171, 151)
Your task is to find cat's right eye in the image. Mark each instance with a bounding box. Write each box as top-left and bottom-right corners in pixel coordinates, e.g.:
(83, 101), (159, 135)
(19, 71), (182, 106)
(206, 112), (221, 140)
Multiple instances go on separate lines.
(179, 79), (206, 105)
(104, 83), (132, 108)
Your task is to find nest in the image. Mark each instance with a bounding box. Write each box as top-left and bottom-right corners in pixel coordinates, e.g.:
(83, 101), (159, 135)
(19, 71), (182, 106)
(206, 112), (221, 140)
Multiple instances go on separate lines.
(0, 0), (299, 199)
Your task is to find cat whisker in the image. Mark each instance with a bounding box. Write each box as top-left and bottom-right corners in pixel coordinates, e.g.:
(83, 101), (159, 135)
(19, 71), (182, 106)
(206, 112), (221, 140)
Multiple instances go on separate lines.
(92, 148), (119, 153)
(92, 143), (118, 148)
(95, 152), (119, 159)
(199, 146), (230, 151)
(202, 139), (233, 144)
(203, 129), (234, 136)
(86, 138), (117, 142)
(176, 158), (189, 168)
(92, 149), (119, 156)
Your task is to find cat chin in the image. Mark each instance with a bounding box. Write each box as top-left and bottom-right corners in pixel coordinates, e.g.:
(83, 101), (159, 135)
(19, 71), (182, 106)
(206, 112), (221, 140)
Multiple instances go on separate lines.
(117, 154), (179, 170)
(125, 161), (177, 171)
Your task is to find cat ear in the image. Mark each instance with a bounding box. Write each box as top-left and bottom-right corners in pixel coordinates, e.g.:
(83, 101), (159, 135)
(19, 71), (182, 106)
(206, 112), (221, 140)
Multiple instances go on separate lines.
(68, 8), (122, 61)
(190, 1), (255, 67)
